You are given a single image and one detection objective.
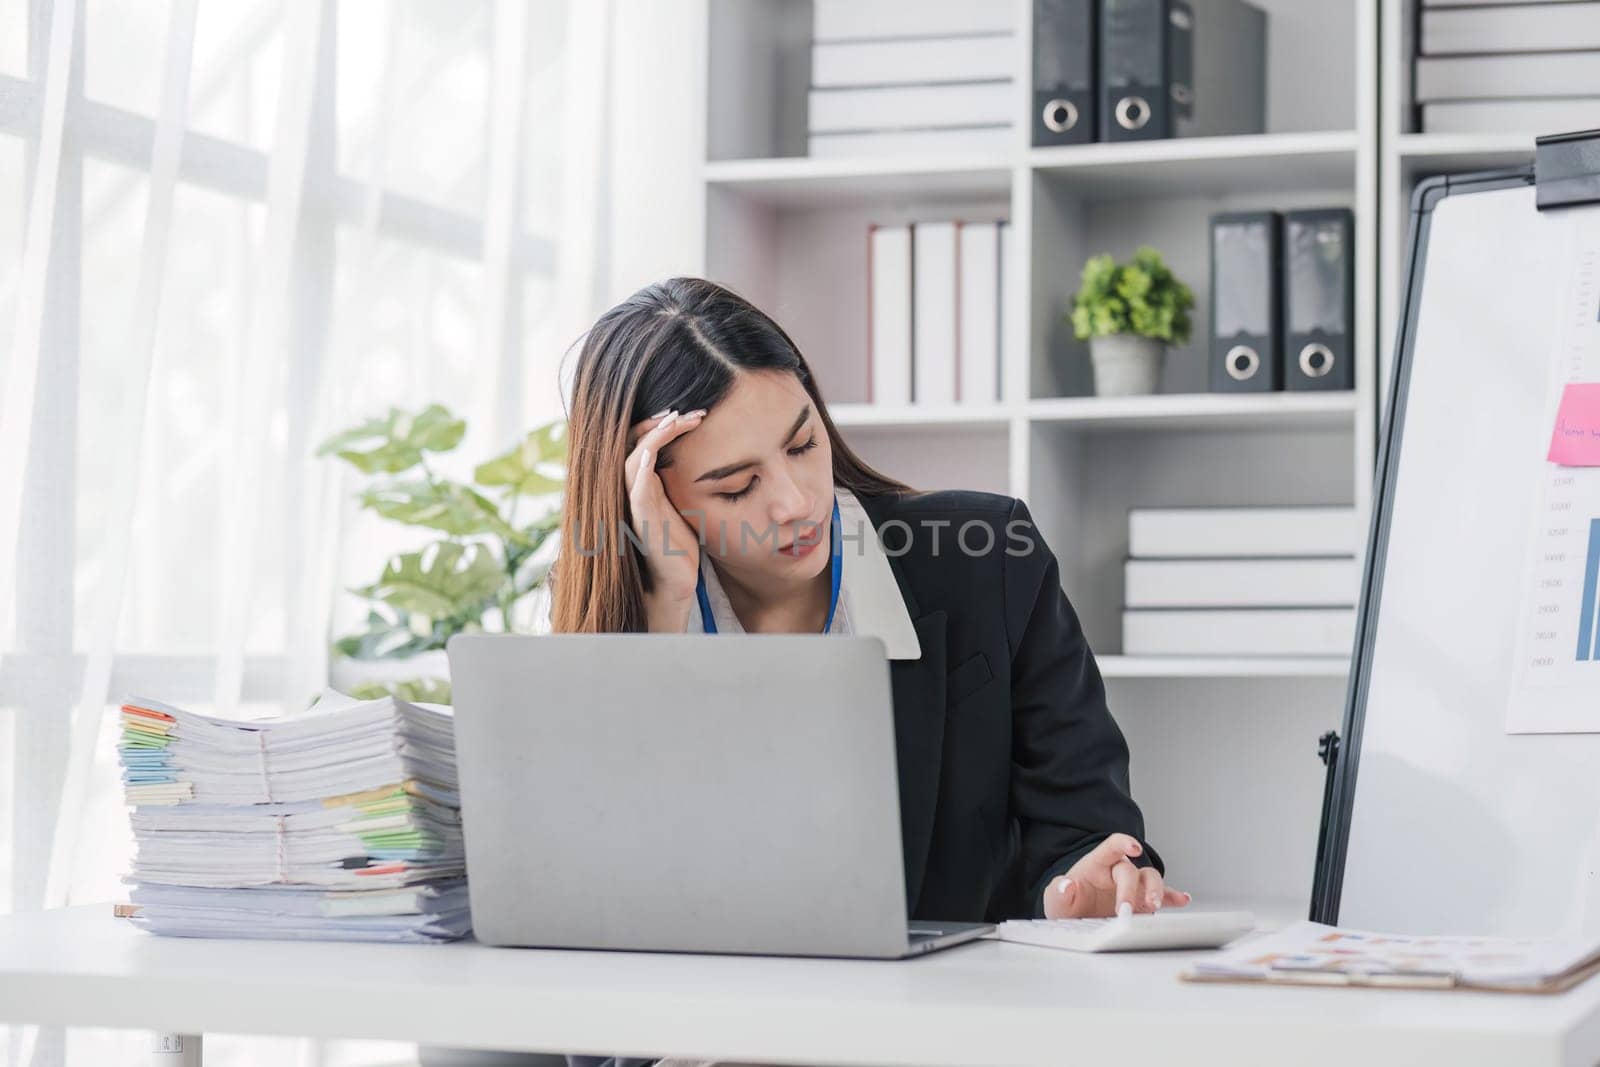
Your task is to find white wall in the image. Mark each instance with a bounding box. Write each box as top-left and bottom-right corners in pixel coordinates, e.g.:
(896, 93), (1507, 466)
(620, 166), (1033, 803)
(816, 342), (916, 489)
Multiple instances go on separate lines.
(605, 0), (709, 303)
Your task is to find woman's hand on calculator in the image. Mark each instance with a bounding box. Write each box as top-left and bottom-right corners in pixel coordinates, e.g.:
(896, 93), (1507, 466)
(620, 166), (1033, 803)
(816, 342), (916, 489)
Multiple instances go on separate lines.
(1042, 833), (1191, 919)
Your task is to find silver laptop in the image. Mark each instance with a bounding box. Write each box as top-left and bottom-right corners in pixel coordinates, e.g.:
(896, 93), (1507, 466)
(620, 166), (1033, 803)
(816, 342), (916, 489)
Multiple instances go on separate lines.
(446, 632), (992, 958)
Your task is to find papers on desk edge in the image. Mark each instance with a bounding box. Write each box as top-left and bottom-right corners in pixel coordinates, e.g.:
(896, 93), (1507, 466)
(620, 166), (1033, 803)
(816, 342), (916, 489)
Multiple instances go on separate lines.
(1184, 920), (1600, 994)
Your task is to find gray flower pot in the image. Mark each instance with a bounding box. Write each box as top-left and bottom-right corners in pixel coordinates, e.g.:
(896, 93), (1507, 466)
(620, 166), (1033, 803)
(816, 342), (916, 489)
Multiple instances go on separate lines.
(1088, 334), (1166, 396)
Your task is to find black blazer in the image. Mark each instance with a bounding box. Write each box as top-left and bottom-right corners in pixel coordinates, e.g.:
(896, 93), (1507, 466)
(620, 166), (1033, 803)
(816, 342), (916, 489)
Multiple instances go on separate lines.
(854, 488), (1162, 922)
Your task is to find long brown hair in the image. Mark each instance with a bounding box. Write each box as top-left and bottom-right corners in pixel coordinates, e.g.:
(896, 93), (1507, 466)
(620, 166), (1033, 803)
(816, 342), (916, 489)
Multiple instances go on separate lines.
(550, 277), (912, 633)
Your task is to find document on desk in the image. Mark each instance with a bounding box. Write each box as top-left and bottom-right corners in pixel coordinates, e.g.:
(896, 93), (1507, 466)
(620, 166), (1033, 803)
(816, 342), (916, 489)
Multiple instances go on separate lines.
(124, 881), (472, 941)
(115, 688), (471, 942)
(119, 691), (458, 805)
(1184, 921), (1600, 993)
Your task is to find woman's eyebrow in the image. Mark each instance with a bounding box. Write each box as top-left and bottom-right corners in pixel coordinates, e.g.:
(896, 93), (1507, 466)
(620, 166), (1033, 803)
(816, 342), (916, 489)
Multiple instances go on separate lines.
(693, 403), (812, 483)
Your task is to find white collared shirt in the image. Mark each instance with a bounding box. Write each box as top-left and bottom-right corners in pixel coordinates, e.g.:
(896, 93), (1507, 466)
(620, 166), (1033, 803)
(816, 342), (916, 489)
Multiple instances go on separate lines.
(685, 487), (922, 660)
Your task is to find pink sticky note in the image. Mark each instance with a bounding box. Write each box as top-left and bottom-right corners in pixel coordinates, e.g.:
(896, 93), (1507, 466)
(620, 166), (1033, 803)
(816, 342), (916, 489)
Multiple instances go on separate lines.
(1548, 383), (1600, 466)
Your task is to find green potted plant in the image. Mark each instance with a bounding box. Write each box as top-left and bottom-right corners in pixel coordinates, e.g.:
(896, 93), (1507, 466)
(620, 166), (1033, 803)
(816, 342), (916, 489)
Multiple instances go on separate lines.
(1069, 246), (1195, 396)
(315, 404), (566, 703)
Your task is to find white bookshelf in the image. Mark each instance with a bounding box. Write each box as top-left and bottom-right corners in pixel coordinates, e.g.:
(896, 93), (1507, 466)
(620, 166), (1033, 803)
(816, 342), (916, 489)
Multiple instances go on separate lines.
(671, 0), (1592, 911)
(689, 0), (1386, 907)
(699, 0), (1374, 668)
(613, 0), (1580, 913)
(681, 0), (1593, 915)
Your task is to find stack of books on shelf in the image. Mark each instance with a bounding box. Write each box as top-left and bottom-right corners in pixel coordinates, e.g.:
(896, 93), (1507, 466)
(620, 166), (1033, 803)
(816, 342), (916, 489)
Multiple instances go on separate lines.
(808, 0), (1015, 158)
(1415, 1), (1600, 135)
(868, 218), (1009, 407)
(116, 689), (470, 943)
(1121, 506), (1360, 657)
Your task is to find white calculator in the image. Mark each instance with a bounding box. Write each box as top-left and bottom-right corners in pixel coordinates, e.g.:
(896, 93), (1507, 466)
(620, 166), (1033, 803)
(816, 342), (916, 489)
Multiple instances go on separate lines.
(995, 910), (1257, 953)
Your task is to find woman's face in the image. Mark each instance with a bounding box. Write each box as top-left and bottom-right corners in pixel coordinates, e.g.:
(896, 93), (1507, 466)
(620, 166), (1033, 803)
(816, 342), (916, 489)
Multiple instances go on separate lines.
(655, 370), (835, 583)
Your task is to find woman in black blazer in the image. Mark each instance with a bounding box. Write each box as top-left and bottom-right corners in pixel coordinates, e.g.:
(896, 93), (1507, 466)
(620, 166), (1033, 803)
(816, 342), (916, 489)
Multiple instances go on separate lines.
(549, 276), (1188, 927)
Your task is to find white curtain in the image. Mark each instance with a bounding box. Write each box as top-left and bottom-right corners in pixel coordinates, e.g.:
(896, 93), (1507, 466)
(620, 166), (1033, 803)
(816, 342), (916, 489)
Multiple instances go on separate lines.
(0, 0), (614, 1063)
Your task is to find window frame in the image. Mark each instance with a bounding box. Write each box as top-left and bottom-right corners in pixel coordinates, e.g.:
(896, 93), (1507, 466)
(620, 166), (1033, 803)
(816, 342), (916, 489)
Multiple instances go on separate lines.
(0, 0), (548, 708)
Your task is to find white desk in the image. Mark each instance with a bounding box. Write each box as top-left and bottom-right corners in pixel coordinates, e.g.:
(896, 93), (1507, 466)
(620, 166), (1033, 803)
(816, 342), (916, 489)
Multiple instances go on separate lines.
(5, 906), (1600, 1067)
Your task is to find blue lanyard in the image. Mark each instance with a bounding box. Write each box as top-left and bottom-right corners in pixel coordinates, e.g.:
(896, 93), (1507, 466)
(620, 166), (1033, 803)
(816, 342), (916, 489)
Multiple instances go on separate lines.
(697, 495), (843, 635)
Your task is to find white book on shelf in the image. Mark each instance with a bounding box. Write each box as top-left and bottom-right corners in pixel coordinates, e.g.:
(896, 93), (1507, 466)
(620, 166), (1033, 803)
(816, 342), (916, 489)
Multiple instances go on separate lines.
(809, 126), (1015, 159)
(913, 221), (959, 405)
(1122, 608), (1356, 656)
(1128, 506), (1360, 559)
(814, 0), (1014, 41)
(1422, 98), (1600, 135)
(1124, 558), (1360, 609)
(957, 221), (1000, 405)
(812, 35), (1016, 88)
(868, 223), (913, 406)
(1415, 52), (1600, 101)
(809, 83), (1014, 133)
(1421, 4), (1600, 54)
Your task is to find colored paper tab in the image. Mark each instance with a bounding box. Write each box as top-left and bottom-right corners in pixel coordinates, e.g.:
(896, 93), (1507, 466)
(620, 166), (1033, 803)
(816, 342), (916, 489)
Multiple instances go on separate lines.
(1548, 383), (1600, 466)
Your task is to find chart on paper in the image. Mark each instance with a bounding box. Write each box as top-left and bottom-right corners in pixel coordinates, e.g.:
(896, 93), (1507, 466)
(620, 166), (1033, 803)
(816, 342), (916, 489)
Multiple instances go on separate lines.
(1509, 218), (1600, 733)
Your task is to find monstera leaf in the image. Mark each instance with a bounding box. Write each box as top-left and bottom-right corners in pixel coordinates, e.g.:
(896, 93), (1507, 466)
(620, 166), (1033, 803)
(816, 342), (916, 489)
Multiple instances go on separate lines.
(322, 407), (568, 663)
(316, 404), (466, 474)
(333, 608), (440, 661)
(350, 542), (505, 621)
(474, 419), (568, 497)
(358, 479), (520, 541)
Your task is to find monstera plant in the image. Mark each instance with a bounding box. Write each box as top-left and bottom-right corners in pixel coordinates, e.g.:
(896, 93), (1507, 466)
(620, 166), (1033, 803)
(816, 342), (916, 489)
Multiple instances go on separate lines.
(316, 404), (566, 703)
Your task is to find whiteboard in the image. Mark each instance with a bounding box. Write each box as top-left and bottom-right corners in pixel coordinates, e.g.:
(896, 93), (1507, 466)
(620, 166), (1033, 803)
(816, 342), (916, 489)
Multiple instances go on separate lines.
(1325, 176), (1600, 937)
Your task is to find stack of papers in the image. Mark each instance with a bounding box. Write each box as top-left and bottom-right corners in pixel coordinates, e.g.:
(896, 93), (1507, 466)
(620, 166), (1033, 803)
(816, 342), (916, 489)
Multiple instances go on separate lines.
(1186, 921), (1600, 993)
(116, 690), (470, 942)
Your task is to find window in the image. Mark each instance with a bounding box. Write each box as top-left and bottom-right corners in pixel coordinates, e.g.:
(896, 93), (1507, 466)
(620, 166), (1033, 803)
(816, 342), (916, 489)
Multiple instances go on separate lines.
(1, 1), (606, 1061)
